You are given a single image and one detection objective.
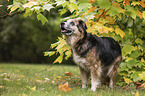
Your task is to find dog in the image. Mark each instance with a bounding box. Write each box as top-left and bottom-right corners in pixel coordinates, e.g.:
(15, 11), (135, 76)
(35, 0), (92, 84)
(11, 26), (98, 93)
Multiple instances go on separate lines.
(60, 18), (122, 91)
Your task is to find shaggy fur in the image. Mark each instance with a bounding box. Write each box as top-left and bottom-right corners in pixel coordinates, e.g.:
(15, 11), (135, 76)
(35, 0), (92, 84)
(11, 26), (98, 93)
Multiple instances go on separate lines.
(60, 18), (122, 91)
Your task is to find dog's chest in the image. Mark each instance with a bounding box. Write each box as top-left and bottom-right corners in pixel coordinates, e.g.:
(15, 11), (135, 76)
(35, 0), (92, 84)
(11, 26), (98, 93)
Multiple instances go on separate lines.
(73, 52), (89, 70)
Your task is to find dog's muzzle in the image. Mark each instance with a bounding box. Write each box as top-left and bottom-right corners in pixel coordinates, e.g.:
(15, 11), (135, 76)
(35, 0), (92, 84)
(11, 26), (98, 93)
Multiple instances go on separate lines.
(60, 22), (73, 36)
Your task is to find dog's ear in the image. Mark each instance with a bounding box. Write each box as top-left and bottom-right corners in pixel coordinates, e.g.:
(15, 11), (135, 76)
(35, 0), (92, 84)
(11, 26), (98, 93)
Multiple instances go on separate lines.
(78, 20), (87, 31)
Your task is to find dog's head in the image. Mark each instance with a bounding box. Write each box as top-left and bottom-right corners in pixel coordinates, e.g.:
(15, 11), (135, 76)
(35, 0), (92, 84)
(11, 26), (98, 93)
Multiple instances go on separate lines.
(60, 18), (87, 36)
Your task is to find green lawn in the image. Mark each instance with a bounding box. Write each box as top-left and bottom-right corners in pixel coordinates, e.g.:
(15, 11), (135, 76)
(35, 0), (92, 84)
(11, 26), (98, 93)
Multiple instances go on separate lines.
(0, 63), (144, 96)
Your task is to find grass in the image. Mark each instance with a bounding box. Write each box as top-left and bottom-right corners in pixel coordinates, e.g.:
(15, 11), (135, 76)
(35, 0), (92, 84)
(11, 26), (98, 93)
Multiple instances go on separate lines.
(0, 63), (144, 96)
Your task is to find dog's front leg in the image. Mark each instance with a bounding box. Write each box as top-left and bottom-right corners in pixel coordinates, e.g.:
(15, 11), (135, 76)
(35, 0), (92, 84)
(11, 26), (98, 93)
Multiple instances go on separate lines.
(90, 65), (102, 91)
(79, 67), (89, 88)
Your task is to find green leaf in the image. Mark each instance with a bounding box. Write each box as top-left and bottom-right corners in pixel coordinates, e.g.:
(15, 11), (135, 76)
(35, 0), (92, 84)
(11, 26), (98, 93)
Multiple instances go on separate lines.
(126, 59), (137, 69)
(127, 18), (133, 27)
(10, 5), (18, 13)
(44, 51), (55, 57)
(59, 9), (67, 16)
(78, 3), (92, 12)
(55, 39), (67, 51)
(143, 11), (145, 19)
(43, 4), (54, 11)
(107, 6), (123, 16)
(68, 3), (78, 13)
(130, 50), (141, 58)
(136, 61), (144, 68)
(23, 1), (39, 8)
(53, 53), (64, 64)
(124, 6), (139, 19)
(131, 1), (140, 6)
(116, 0), (123, 2)
(120, 62), (129, 71)
(23, 8), (33, 17)
(139, 72), (145, 80)
(115, 28), (125, 38)
(122, 45), (135, 56)
(98, 0), (111, 10)
(78, 0), (89, 3)
(51, 41), (60, 48)
(131, 72), (141, 82)
(135, 38), (143, 45)
(37, 13), (48, 25)
(55, 0), (66, 6)
(65, 50), (72, 60)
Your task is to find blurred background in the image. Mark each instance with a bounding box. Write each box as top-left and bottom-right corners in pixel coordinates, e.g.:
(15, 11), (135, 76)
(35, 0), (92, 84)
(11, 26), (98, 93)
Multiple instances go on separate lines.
(0, 0), (73, 64)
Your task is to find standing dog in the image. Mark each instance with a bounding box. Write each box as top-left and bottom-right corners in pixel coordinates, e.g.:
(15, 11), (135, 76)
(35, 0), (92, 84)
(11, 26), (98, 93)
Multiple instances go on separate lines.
(60, 18), (122, 91)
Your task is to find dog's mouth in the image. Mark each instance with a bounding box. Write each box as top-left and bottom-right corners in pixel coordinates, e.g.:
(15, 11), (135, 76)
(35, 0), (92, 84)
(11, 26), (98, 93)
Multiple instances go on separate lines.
(61, 27), (73, 36)
(60, 23), (73, 36)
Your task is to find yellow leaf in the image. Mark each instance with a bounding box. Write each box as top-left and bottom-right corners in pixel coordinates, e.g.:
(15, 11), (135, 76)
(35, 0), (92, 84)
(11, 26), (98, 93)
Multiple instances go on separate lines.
(88, 6), (97, 13)
(141, 58), (145, 63)
(123, 77), (132, 84)
(58, 82), (72, 92)
(135, 91), (139, 96)
(22, 93), (26, 96)
(53, 53), (64, 64)
(26, 86), (36, 91)
(35, 76), (41, 79)
(31, 86), (36, 91)
(20, 75), (25, 78)
(10, 6), (18, 13)
(115, 28), (125, 38)
(56, 76), (62, 79)
(105, 16), (115, 24)
(69, 0), (76, 2)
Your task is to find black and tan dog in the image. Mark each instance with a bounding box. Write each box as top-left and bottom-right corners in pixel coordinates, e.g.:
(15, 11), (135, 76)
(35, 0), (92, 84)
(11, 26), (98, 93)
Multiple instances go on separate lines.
(60, 18), (122, 91)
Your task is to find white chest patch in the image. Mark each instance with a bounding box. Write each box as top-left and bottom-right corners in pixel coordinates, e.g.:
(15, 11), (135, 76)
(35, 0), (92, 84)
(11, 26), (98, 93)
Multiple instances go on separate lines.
(73, 52), (89, 71)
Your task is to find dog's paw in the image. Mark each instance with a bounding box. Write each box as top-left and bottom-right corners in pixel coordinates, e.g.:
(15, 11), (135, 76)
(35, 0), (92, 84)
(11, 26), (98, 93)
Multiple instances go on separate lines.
(91, 87), (96, 92)
(82, 85), (87, 88)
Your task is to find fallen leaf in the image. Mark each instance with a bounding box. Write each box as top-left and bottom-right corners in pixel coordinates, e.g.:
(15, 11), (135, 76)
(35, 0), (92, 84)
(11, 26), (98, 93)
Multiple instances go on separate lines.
(35, 76), (41, 79)
(52, 81), (55, 84)
(0, 86), (4, 88)
(58, 82), (72, 92)
(26, 86), (36, 91)
(45, 78), (50, 81)
(22, 93), (26, 96)
(4, 78), (10, 81)
(65, 72), (73, 76)
(135, 91), (139, 96)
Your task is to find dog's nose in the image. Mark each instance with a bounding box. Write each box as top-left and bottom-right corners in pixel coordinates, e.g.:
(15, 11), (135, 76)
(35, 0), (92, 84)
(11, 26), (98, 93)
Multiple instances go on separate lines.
(61, 22), (65, 26)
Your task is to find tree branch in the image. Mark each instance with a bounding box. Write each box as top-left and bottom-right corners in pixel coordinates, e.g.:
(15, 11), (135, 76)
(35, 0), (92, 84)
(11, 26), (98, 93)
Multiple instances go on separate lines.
(0, 11), (24, 19)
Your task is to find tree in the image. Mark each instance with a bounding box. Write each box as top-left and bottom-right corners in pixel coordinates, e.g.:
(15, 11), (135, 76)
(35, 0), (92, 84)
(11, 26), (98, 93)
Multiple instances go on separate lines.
(6, 0), (145, 84)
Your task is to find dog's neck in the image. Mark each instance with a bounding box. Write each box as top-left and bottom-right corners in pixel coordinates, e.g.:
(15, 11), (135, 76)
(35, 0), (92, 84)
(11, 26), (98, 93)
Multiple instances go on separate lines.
(65, 35), (79, 48)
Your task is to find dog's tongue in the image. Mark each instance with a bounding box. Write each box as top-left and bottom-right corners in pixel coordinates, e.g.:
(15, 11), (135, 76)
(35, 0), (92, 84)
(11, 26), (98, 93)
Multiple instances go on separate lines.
(61, 30), (67, 33)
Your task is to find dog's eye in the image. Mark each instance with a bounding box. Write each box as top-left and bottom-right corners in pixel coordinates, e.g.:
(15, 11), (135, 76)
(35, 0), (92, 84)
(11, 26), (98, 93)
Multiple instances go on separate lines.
(70, 21), (75, 26)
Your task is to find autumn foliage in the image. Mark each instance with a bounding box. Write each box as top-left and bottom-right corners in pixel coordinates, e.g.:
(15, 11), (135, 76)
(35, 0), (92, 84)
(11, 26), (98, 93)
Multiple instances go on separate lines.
(8, 0), (145, 87)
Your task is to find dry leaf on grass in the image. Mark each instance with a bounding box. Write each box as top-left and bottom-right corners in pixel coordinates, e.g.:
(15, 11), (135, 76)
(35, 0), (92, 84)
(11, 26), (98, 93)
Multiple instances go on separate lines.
(65, 72), (73, 76)
(58, 82), (72, 92)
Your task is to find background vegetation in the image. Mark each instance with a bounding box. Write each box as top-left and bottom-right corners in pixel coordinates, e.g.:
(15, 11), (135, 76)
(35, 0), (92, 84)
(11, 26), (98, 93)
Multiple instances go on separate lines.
(0, 0), (145, 90)
(0, 0), (61, 63)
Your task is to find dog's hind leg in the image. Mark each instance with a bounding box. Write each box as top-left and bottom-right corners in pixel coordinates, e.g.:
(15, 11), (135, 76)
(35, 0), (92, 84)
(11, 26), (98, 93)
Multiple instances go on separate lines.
(79, 67), (90, 88)
(108, 56), (122, 88)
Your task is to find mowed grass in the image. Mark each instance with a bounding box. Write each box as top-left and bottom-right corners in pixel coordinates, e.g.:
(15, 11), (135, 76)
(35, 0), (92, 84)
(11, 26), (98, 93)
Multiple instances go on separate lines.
(0, 63), (144, 96)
